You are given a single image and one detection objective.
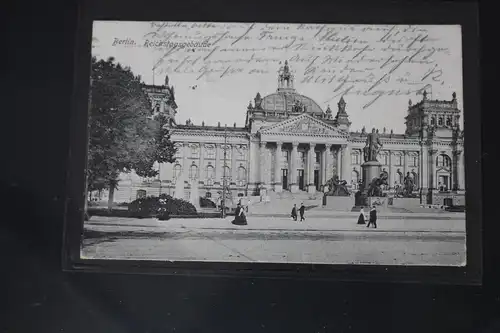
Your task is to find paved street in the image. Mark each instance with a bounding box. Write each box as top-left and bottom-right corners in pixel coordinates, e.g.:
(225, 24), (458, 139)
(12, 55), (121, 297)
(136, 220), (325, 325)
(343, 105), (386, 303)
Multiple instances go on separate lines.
(82, 214), (466, 266)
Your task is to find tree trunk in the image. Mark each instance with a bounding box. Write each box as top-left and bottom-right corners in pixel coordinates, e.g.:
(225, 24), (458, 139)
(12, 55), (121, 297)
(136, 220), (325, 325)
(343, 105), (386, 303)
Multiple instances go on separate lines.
(108, 186), (115, 211)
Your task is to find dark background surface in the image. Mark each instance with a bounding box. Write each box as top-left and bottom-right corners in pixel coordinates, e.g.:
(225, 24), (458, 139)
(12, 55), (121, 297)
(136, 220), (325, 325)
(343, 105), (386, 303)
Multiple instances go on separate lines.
(2, 0), (498, 332)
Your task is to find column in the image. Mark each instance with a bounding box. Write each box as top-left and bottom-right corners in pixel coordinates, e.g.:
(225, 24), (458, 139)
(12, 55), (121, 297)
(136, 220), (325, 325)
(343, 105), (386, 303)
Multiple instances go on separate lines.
(214, 143), (224, 185)
(403, 151), (408, 179)
(336, 146), (342, 178)
(459, 150), (465, 190)
(429, 149), (438, 190)
(325, 144), (333, 182)
(274, 142), (283, 192)
(259, 141), (267, 185)
(231, 144), (237, 185)
(454, 149), (464, 190)
(308, 143), (316, 193)
(199, 143), (205, 185)
(248, 141), (258, 186)
(290, 141), (299, 193)
(321, 145), (326, 185)
(388, 150), (393, 188)
(341, 144), (351, 184)
(182, 142), (189, 182)
(420, 145), (429, 201)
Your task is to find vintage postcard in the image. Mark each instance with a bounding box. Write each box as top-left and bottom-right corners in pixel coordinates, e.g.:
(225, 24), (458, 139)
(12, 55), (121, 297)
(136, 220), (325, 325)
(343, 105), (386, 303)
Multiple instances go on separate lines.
(82, 21), (466, 266)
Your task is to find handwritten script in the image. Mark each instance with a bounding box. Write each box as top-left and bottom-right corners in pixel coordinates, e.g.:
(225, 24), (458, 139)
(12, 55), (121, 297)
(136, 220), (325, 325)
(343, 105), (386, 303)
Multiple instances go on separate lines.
(108, 22), (457, 110)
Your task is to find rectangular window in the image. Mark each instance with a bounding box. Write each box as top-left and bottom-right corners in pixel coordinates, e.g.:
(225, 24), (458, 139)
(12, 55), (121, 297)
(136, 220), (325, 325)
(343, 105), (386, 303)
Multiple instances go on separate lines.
(315, 152), (321, 163)
(205, 146), (216, 159)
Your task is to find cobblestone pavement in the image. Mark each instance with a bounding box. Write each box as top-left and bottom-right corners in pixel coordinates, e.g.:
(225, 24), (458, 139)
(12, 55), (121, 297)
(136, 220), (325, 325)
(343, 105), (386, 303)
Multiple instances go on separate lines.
(81, 215), (466, 266)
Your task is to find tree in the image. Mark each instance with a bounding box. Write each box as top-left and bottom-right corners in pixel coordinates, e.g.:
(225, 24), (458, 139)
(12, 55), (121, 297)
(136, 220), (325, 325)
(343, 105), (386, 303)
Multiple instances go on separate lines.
(87, 56), (166, 210)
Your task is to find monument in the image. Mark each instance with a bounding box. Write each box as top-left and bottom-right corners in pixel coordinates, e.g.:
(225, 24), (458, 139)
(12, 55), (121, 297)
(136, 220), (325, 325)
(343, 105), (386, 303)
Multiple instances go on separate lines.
(355, 128), (389, 208)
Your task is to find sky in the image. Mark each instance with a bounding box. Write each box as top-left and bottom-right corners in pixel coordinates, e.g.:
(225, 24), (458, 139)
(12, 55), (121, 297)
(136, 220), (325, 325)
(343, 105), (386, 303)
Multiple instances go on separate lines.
(92, 21), (463, 133)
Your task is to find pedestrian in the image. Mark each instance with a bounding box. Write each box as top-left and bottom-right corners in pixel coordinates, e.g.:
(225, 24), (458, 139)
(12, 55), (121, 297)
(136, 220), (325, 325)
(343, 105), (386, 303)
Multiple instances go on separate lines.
(291, 204), (297, 221)
(299, 203), (306, 222)
(367, 205), (377, 228)
(357, 206), (366, 224)
(231, 202), (247, 226)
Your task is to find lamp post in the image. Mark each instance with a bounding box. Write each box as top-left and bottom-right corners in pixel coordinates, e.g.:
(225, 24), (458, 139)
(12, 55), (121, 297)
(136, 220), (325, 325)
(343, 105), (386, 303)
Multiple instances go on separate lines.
(221, 124), (228, 218)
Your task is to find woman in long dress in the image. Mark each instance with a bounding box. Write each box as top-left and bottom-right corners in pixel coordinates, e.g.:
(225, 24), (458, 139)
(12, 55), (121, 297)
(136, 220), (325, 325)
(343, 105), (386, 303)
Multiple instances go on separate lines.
(357, 206), (366, 224)
(231, 203), (248, 225)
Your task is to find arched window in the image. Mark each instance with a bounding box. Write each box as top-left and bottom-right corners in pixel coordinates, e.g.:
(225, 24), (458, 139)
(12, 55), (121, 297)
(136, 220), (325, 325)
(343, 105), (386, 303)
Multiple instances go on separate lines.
(205, 165), (215, 186)
(446, 117), (452, 126)
(396, 171), (403, 185)
(222, 166), (231, 181)
(189, 164), (198, 180)
(431, 117), (436, 125)
(155, 104), (160, 112)
(351, 152), (360, 165)
(205, 192), (212, 198)
(438, 117), (443, 126)
(412, 155), (418, 166)
(351, 170), (359, 187)
(437, 154), (451, 168)
(173, 164), (182, 184)
(237, 166), (246, 186)
(412, 172), (418, 189)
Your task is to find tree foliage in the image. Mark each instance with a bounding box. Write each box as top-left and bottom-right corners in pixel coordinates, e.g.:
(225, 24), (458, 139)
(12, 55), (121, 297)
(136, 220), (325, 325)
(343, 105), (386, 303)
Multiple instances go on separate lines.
(86, 56), (176, 194)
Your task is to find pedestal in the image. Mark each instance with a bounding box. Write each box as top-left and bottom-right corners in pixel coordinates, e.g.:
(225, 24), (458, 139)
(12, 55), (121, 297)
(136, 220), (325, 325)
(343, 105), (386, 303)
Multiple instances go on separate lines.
(290, 184), (299, 193)
(274, 184), (283, 193)
(361, 160), (382, 187)
(307, 185), (316, 194)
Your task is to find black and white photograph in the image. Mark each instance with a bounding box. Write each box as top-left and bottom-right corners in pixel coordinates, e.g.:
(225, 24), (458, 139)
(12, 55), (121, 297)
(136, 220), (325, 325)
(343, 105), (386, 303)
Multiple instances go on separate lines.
(82, 21), (467, 266)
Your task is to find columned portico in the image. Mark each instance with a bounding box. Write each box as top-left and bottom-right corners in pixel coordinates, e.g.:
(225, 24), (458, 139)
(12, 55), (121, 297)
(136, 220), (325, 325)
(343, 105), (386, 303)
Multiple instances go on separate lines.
(274, 141), (283, 192)
(259, 141), (267, 187)
(307, 143), (316, 194)
(290, 141), (299, 193)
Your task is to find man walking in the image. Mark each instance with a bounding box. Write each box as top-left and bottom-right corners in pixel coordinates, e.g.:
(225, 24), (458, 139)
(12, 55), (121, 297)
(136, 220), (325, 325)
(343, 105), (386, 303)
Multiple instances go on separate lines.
(299, 203), (306, 222)
(367, 205), (377, 228)
(291, 204), (298, 221)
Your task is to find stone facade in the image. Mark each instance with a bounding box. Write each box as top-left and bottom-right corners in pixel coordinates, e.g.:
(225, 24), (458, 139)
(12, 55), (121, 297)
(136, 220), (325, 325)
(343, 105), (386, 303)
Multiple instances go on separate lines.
(105, 67), (465, 206)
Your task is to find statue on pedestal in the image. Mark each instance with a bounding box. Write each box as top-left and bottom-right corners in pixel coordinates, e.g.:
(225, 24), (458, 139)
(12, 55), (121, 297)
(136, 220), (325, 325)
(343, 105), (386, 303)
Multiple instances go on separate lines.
(325, 175), (350, 196)
(366, 173), (389, 197)
(363, 128), (383, 162)
(402, 172), (415, 197)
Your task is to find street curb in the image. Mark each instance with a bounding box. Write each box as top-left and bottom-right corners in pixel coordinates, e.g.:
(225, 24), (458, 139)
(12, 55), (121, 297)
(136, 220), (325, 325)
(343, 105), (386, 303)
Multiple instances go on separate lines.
(245, 214), (463, 220)
(84, 225), (465, 234)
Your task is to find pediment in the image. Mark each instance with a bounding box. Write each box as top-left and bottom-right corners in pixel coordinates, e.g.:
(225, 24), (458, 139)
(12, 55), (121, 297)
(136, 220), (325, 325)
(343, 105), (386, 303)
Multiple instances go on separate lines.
(259, 114), (345, 137)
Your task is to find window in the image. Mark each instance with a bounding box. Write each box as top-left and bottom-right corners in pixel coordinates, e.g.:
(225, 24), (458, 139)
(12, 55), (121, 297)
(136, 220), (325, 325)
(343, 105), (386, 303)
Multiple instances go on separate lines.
(438, 117), (443, 126)
(411, 155), (418, 166)
(282, 150), (289, 162)
(155, 104), (160, 112)
(205, 165), (215, 186)
(237, 147), (246, 160)
(238, 193), (244, 197)
(351, 170), (359, 185)
(136, 189), (147, 199)
(174, 145), (183, 159)
(351, 153), (360, 165)
(396, 172), (403, 185)
(205, 192), (212, 198)
(379, 153), (388, 165)
(191, 145), (200, 159)
(222, 166), (231, 181)
(315, 152), (321, 163)
(221, 145), (231, 161)
(430, 117), (436, 125)
(446, 117), (452, 126)
(189, 164), (198, 180)
(298, 151), (306, 164)
(437, 154), (451, 168)
(395, 154), (402, 166)
(205, 146), (216, 159)
(173, 164), (182, 184)
(237, 166), (246, 186)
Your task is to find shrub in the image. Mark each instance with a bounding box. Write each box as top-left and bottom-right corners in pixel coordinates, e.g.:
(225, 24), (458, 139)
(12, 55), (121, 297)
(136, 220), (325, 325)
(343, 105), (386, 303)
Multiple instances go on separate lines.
(128, 194), (197, 218)
(199, 196), (216, 208)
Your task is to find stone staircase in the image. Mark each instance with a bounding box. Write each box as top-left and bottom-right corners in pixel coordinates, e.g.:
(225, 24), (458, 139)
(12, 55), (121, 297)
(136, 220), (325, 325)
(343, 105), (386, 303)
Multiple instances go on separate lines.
(248, 190), (323, 215)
